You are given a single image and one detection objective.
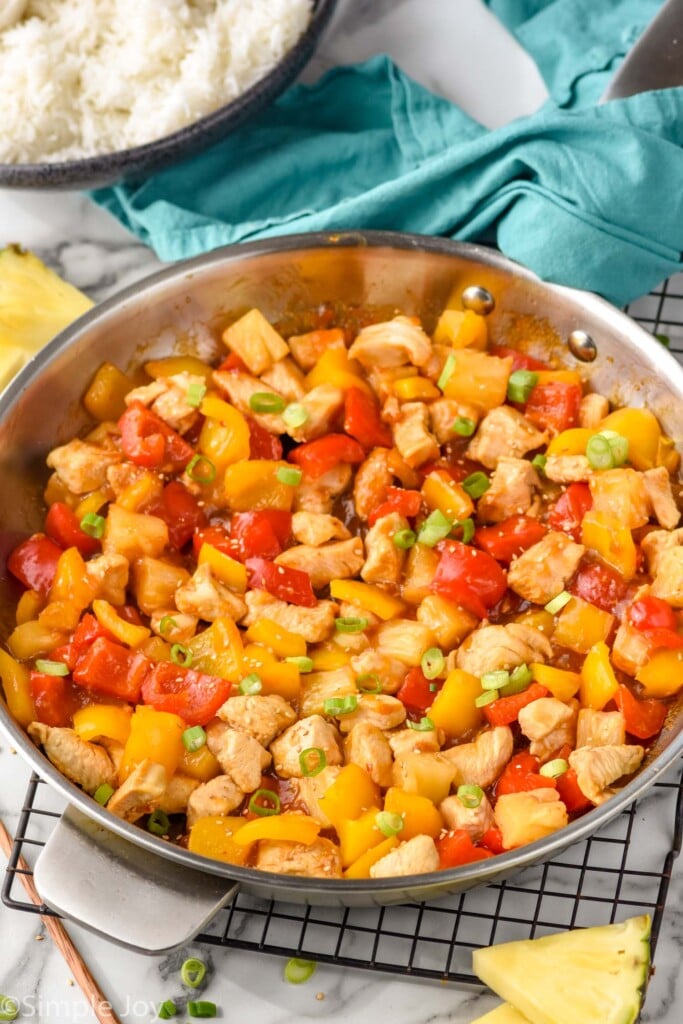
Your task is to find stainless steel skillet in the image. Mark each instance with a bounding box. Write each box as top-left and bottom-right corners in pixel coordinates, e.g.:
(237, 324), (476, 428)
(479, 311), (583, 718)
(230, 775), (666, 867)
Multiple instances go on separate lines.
(0, 232), (681, 953)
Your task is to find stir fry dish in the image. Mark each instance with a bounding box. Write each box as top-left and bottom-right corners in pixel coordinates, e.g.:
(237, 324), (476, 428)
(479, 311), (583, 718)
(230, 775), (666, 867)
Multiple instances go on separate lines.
(2, 304), (681, 880)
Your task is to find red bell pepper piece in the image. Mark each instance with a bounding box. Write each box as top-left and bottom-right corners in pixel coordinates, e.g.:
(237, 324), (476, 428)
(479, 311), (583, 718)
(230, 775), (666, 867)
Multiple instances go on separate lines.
(141, 662), (232, 726)
(495, 751), (557, 797)
(548, 482), (592, 541)
(483, 683), (550, 727)
(52, 613), (115, 671)
(246, 557), (317, 607)
(614, 684), (669, 740)
(626, 595), (683, 650)
(118, 402), (194, 470)
(368, 487), (423, 527)
(192, 523), (235, 561)
(436, 829), (494, 869)
(479, 826), (507, 855)
(229, 511), (292, 562)
(289, 434), (365, 479)
(246, 416), (283, 460)
(431, 540), (507, 619)
(474, 515), (547, 564)
(151, 481), (207, 550)
(73, 637), (149, 703)
(569, 559), (629, 614)
(29, 671), (78, 728)
(45, 502), (101, 557)
(396, 666), (437, 714)
(344, 387), (393, 449)
(217, 352), (249, 373)
(489, 346), (548, 372)
(7, 533), (64, 594)
(555, 767), (592, 814)
(524, 381), (582, 434)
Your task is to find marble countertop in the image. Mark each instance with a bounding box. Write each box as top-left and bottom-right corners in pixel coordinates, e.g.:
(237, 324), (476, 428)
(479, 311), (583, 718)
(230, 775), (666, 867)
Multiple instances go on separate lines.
(0, 1), (681, 1020)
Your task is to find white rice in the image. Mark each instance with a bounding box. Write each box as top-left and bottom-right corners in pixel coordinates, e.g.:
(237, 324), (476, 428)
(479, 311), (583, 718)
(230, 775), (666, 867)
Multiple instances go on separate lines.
(0, 0), (312, 164)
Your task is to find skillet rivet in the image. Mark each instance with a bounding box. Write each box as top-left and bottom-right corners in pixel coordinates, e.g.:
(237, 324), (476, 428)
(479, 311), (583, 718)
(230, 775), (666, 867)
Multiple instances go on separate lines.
(568, 329), (597, 362)
(462, 285), (495, 315)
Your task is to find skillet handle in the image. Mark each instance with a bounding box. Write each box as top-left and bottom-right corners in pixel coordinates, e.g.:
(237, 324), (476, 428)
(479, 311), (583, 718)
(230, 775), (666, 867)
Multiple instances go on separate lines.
(33, 805), (238, 954)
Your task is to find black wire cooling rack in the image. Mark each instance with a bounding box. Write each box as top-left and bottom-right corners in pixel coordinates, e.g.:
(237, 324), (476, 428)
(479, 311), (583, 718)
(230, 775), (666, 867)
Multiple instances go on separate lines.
(3, 272), (683, 987)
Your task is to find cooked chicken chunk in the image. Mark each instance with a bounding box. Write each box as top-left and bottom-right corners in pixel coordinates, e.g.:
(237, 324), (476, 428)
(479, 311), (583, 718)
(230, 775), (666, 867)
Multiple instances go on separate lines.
(354, 448), (393, 520)
(349, 316), (432, 369)
(206, 721), (271, 793)
(270, 715), (343, 779)
(336, 694), (407, 734)
(291, 511), (350, 547)
(299, 666), (357, 717)
(361, 512), (408, 588)
(443, 726), (514, 789)
(275, 537), (364, 590)
(125, 372), (204, 433)
(467, 407), (547, 470)
(244, 589), (338, 643)
(350, 650), (409, 695)
(291, 766), (342, 827)
(294, 464), (352, 515)
(28, 723), (116, 795)
(579, 392), (609, 429)
(429, 398), (479, 445)
(576, 708), (626, 748)
(650, 547), (683, 607)
(255, 837), (343, 878)
(370, 834), (439, 878)
(643, 466), (681, 530)
(260, 357), (306, 402)
(440, 792), (494, 841)
(494, 789), (568, 848)
(518, 697), (577, 763)
(507, 531), (585, 606)
(213, 370), (287, 434)
(589, 469), (650, 530)
(544, 455), (592, 483)
(175, 563), (247, 622)
(393, 402), (440, 468)
(477, 457), (540, 522)
(456, 623), (552, 677)
(569, 744), (645, 805)
(217, 694), (296, 747)
(288, 384), (346, 442)
(85, 552), (129, 606)
(106, 759), (168, 822)
(186, 774), (244, 827)
(387, 726), (442, 760)
(106, 462), (146, 498)
(612, 621), (651, 676)
(47, 439), (121, 494)
(375, 619), (436, 667)
(344, 722), (394, 787)
(157, 774), (200, 815)
(641, 527), (683, 575)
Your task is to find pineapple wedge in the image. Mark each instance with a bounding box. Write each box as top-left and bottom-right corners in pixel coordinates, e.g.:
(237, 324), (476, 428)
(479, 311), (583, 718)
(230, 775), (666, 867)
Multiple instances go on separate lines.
(0, 244), (93, 389)
(470, 1005), (530, 1024)
(472, 915), (651, 1024)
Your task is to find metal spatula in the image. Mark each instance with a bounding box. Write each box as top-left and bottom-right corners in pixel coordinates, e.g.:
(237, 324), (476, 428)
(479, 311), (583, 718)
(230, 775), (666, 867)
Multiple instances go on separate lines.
(601, 0), (683, 100)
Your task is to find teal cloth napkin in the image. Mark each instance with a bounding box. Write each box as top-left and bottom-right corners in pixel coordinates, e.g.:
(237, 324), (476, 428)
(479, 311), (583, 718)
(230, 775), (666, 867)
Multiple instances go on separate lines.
(92, 2), (683, 306)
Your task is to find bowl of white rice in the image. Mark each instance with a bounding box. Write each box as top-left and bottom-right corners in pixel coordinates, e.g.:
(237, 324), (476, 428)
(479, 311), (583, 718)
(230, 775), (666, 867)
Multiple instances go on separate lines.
(0, 0), (337, 189)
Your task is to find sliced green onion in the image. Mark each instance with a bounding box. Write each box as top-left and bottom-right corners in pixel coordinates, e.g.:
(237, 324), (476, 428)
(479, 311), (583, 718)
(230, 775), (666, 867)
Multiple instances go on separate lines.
(80, 511), (106, 539)
(480, 669), (510, 691)
(539, 758), (569, 779)
(148, 809), (170, 837)
(429, 682), (438, 692)
(454, 517), (475, 544)
(507, 369), (539, 403)
(180, 957), (207, 988)
(0, 997), (18, 1022)
(462, 471), (490, 499)
(544, 590), (572, 615)
(239, 673), (262, 695)
(531, 453), (547, 473)
(186, 453), (217, 484)
(299, 747), (327, 777)
(585, 434), (614, 470)
(323, 695), (359, 716)
(182, 726), (207, 752)
(408, 716), (435, 732)
(159, 615), (178, 636)
(282, 403), (309, 429)
(499, 663), (532, 697)
(171, 643), (193, 668)
(186, 381), (207, 408)
(421, 647), (445, 680)
(187, 1002), (217, 1019)
(356, 672), (382, 694)
(437, 353), (457, 391)
(599, 430), (629, 467)
(451, 416), (476, 437)
(35, 659), (69, 676)
(284, 958), (317, 985)
(93, 783), (114, 806)
(393, 528), (417, 550)
(276, 465), (303, 486)
(417, 509), (452, 547)
(474, 689), (499, 708)
(457, 784), (484, 809)
(656, 332), (670, 348)
(158, 1000), (177, 1019)
(249, 392), (286, 414)
(335, 616), (368, 634)
(285, 655), (314, 673)
(248, 789), (281, 817)
(375, 811), (404, 838)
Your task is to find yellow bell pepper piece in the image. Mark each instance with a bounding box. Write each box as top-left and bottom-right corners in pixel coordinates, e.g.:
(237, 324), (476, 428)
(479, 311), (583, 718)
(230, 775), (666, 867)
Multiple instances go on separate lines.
(198, 543), (248, 593)
(48, 547), (95, 610)
(309, 644), (351, 671)
(384, 787), (444, 840)
(421, 471), (474, 522)
(599, 408), (661, 471)
(144, 355), (214, 383)
(232, 813), (321, 847)
(16, 589), (44, 625)
(329, 579), (405, 620)
(635, 648), (683, 698)
(140, 636), (173, 662)
(337, 807), (384, 867)
(581, 510), (637, 580)
(199, 394), (250, 469)
(443, 349), (512, 411)
(535, 369), (583, 386)
(530, 663), (581, 701)
(241, 644), (300, 702)
(116, 472), (163, 513)
(433, 309), (488, 350)
(318, 764), (381, 831)
(0, 648), (35, 727)
(7, 620), (67, 659)
(181, 744), (222, 782)
(392, 377), (441, 401)
(75, 489), (109, 520)
(344, 836), (399, 878)
(546, 428), (593, 457)
(73, 704), (133, 745)
(188, 617), (243, 682)
(83, 362), (135, 422)
(580, 641), (619, 710)
(222, 308), (288, 376)
(552, 596), (615, 654)
(188, 815), (249, 865)
(245, 618), (306, 658)
(656, 434), (679, 474)
(391, 752), (456, 804)
(120, 705), (185, 781)
(224, 460), (294, 512)
(304, 346), (370, 394)
(428, 668), (484, 739)
(514, 609), (555, 639)
(92, 599), (151, 648)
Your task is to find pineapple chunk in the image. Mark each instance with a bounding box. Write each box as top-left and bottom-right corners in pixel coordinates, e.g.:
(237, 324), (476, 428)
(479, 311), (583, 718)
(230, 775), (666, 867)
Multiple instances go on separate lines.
(494, 789), (568, 849)
(470, 1006), (530, 1024)
(472, 915), (651, 1024)
(222, 308), (288, 375)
